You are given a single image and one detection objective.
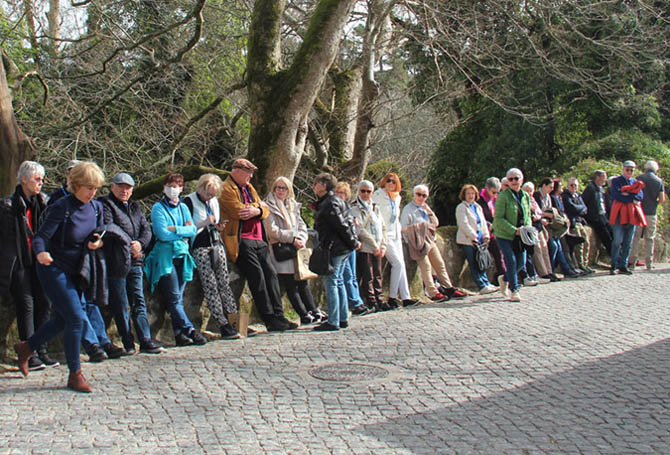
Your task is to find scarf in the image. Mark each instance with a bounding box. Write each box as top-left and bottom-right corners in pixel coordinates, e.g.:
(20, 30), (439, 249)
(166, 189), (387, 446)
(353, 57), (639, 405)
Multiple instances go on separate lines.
(266, 191), (298, 229)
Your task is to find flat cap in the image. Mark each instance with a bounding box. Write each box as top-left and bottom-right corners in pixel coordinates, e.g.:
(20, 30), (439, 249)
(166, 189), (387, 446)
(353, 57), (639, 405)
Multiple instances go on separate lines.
(112, 172), (136, 186)
(623, 160), (637, 168)
(231, 158), (258, 171)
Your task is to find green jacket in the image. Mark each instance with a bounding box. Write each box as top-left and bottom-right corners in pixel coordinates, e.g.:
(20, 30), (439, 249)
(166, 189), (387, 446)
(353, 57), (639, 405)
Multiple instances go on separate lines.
(492, 189), (531, 241)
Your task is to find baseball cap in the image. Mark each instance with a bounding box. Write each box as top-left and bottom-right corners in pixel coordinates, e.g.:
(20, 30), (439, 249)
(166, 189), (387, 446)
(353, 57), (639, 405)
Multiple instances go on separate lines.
(623, 160), (636, 168)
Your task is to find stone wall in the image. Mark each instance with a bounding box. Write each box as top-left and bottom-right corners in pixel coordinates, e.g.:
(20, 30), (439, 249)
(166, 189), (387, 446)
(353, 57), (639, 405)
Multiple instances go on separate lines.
(1, 225), (667, 357)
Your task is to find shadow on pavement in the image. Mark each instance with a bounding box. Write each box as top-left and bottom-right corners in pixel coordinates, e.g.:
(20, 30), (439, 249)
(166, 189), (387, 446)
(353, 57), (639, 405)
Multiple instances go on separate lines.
(357, 338), (670, 454)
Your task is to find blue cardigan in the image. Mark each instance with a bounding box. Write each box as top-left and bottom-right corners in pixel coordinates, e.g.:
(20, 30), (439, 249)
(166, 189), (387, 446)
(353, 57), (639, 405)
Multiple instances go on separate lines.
(144, 198), (197, 291)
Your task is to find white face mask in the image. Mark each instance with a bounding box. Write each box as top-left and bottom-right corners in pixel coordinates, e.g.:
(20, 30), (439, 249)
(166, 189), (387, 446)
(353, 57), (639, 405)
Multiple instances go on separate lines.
(164, 185), (181, 200)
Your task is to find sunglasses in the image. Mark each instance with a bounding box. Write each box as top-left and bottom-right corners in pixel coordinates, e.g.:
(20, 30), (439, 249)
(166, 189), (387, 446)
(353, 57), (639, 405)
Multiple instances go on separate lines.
(508, 176), (520, 181)
(415, 193), (428, 198)
(387, 179), (396, 184)
(275, 186), (288, 191)
(360, 189), (372, 194)
(491, 190), (499, 194)
(569, 183), (577, 187)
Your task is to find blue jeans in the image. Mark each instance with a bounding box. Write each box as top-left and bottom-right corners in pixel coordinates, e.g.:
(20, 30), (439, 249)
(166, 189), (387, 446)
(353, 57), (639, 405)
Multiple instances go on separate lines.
(157, 259), (194, 336)
(496, 237), (526, 292)
(547, 236), (573, 274)
(324, 254), (349, 328)
(31, 264), (86, 372)
(342, 251), (365, 309)
(611, 223), (636, 269)
(109, 265), (152, 346)
(460, 244), (492, 290)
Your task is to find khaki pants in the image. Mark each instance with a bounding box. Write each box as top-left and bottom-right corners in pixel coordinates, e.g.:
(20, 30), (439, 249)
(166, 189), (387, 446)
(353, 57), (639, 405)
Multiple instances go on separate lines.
(572, 222), (590, 269)
(533, 229), (553, 277)
(630, 214), (657, 268)
(417, 245), (452, 298)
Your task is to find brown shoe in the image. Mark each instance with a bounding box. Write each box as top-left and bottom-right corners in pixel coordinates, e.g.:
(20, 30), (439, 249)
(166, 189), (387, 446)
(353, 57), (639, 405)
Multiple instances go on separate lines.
(14, 341), (34, 377)
(67, 370), (93, 393)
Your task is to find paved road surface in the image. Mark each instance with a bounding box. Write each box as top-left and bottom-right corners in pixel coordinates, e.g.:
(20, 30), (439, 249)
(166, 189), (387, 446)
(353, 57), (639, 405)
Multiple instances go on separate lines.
(2, 267), (669, 454)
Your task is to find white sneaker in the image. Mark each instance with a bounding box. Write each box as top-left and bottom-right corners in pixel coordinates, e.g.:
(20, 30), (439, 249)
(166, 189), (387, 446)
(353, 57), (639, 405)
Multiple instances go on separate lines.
(523, 277), (539, 287)
(537, 276), (551, 284)
(479, 285), (498, 295)
(497, 275), (509, 297)
(510, 291), (521, 302)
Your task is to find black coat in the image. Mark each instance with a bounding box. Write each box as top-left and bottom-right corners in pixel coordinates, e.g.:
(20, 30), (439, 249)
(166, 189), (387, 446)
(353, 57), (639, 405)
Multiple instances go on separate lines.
(581, 182), (608, 225)
(0, 187), (47, 292)
(313, 191), (359, 257)
(100, 194), (152, 267)
(561, 189), (587, 226)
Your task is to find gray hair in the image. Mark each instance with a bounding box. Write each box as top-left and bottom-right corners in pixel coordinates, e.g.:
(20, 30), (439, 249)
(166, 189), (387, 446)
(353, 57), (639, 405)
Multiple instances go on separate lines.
(17, 161), (45, 182)
(522, 181), (535, 192)
(644, 160), (659, 173)
(359, 180), (374, 190)
(567, 176), (579, 185)
(413, 184), (429, 195)
(485, 177), (501, 191)
(506, 168), (523, 179)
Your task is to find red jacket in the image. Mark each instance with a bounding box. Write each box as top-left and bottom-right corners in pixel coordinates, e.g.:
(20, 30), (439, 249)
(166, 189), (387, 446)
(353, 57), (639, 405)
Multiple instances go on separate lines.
(609, 180), (647, 226)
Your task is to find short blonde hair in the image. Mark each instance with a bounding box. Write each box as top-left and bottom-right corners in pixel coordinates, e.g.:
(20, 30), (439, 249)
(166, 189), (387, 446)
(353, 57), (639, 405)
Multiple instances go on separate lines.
(195, 173), (223, 195)
(335, 181), (351, 200)
(459, 184), (479, 201)
(271, 176), (295, 199)
(68, 162), (104, 192)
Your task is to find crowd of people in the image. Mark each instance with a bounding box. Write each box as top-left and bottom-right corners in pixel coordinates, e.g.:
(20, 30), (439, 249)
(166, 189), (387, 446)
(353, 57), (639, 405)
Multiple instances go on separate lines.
(2, 157), (664, 393)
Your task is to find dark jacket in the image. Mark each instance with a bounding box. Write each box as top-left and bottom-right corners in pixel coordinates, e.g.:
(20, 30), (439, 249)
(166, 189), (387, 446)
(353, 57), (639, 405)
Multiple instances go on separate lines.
(0, 187), (47, 292)
(313, 191), (359, 257)
(100, 193), (152, 267)
(581, 182), (608, 225)
(47, 185), (69, 206)
(561, 189), (587, 226)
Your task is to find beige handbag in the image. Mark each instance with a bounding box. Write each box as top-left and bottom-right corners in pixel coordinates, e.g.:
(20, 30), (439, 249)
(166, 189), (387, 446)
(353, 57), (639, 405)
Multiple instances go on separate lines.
(295, 247), (318, 280)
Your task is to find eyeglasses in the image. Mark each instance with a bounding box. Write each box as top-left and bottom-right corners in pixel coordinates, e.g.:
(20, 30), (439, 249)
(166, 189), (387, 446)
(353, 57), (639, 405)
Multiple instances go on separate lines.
(275, 186), (288, 191)
(569, 184), (577, 187)
(624, 167), (635, 172)
(360, 189), (372, 194)
(415, 193), (428, 198)
(508, 176), (520, 181)
(491, 190), (499, 194)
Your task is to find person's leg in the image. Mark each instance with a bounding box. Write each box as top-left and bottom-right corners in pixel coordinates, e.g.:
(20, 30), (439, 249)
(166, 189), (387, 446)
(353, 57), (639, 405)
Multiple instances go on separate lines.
(488, 235), (506, 280)
(371, 254), (385, 304)
(255, 241), (286, 317)
(236, 239), (274, 318)
(192, 247), (229, 327)
(575, 223), (591, 269)
(460, 244), (487, 290)
(590, 220), (613, 253)
(343, 251), (365, 309)
(86, 301), (110, 345)
(325, 254), (348, 328)
(555, 240), (575, 275)
(10, 267), (35, 341)
(644, 215), (657, 267)
(126, 265), (152, 342)
(533, 231), (551, 277)
(210, 244), (238, 315)
(356, 252), (376, 307)
(416, 253), (439, 298)
(385, 237), (411, 299)
(278, 273), (308, 317)
(296, 279), (318, 314)
(428, 245), (454, 289)
(630, 223), (643, 265)
(547, 236), (559, 271)
(32, 264), (85, 372)
(497, 238), (520, 292)
(619, 224), (636, 269)
(611, 222), (624, 269)
(157, 262), (194, 336)
(108, 276), (134, 348)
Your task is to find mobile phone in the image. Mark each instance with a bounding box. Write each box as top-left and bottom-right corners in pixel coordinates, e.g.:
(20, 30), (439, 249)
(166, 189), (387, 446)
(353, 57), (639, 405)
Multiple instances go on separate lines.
(97, 230), (106, 239)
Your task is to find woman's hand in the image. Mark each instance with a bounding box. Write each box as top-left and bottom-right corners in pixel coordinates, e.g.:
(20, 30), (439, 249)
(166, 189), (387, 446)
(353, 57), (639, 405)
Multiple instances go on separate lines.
(37, 252), (53, 266)
(293, 238), (305, 249)
(88, 234), (103, 250)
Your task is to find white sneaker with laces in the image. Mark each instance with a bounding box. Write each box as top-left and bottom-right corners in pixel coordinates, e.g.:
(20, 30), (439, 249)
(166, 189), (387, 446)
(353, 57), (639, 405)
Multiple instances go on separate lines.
(523, 277), (539, 286)
(479, 285), (498, 295)
(510, 291), (521, 302)
(537, 276), (551, 284)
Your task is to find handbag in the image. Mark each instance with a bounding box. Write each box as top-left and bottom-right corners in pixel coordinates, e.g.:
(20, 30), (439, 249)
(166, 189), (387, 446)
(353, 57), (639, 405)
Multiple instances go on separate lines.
(309, 242), (334, 275)
(272, 242), (298, 262)
(295, 247), (318, 280)
(475, 242), (493, 271)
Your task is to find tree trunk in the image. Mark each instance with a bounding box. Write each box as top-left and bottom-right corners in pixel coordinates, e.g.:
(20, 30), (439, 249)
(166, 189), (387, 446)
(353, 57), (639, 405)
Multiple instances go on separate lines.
(246, 0), (358, 192)
(47, 0), (61, 47)
(0, 58), (35, 195)
(328, 67), (362, 166)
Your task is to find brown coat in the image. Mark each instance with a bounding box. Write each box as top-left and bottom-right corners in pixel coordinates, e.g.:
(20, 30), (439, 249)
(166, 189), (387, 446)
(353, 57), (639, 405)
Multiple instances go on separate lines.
(218, 176), (269, 263)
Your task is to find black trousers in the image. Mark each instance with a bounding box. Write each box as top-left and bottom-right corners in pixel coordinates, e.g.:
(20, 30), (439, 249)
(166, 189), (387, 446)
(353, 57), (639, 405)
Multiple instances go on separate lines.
(11, 264), (50, 348)
(236, 239), (284, 319)
(488, 234), (506, 278)
(357, 252), (384, 307)
(588, 218), (613, 253)
(277, 274), (317, 317)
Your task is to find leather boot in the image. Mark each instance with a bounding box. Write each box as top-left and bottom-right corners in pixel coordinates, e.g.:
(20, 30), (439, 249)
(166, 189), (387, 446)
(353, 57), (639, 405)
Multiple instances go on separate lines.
(14, 341), (34, 377)
(67, 370), (93, 393)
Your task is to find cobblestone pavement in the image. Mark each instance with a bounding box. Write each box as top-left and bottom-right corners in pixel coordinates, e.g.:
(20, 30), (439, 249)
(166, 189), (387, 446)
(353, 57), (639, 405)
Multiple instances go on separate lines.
(2, 267), (669, 454)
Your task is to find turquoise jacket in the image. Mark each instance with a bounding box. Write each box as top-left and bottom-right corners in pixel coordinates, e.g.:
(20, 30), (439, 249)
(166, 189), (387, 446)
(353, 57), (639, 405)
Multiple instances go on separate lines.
(144, 198), (197, 291)
(492, 188), (531, 241)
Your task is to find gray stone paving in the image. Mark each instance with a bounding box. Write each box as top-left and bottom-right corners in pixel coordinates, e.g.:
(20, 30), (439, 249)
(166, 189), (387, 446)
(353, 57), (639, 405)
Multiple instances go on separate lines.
(2, 267), (670, 454)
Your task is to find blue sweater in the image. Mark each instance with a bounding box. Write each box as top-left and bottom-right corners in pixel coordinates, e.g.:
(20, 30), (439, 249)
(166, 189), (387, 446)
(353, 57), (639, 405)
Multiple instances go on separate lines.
(33, 194), (103, 276)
